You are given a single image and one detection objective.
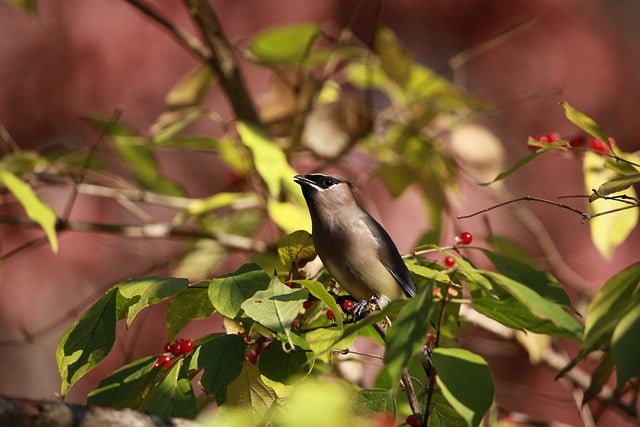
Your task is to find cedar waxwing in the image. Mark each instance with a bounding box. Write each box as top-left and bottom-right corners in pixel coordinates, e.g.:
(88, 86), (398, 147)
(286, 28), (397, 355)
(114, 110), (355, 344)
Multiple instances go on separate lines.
(294, 174), (416, 318)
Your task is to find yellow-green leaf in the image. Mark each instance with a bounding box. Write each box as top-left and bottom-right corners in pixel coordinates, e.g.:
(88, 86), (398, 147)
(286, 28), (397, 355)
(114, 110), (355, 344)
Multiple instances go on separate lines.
(561, 101), (609, 144)
(248, 23), (320, 65)
(278, 230), (316, 267)
(1, 171), (58, 253)
(268, 200), (312, 233)
(584, 151), (638, 259)
(166, 64), (215, 110)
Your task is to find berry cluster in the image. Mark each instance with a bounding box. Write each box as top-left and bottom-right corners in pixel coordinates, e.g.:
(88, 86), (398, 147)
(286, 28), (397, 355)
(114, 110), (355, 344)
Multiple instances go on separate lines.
(152, 338), (195, 370)
(530, 131), (616, 154)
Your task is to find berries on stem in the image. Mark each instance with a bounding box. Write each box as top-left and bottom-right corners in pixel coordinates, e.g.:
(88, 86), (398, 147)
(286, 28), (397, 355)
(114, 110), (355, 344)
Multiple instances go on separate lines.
(444, 256), (456, 267)
(457, 231), (472, 245)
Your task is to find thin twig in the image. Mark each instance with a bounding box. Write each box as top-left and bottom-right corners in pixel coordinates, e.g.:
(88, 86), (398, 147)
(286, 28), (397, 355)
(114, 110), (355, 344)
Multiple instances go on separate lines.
(0, 214), (266, 254)
(122, 0), (210, 60)
(457, 195), (589, 221)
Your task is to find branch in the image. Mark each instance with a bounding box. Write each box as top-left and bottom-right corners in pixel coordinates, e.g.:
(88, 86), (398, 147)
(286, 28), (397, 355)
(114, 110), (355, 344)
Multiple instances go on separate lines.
(182, 0), (260, 124)
(122, 0), (210, 60)
(0, 215), (267, 253)
(0, 395), (199, 427)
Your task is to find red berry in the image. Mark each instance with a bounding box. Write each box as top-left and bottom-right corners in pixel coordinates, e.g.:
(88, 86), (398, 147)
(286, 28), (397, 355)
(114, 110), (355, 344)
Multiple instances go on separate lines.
(169, 340), (182, 356)
(590, 136), (615, 154)
(341, 298), (354, 312)
(162, 358), (174, 370)
(181, 339), (194, 354)
(426, 332), (436, 343)
(406, 414), (421, 427)
(228, 171), (244, 185)
(546, 132), (560, 142)
(326, 309), (335, 321)
(568, 134), (586, 148)
(458, 231), (472, 245)
(444, 256), (456, 267)
(245, 350), (257, 364)
(303, 299), (313, 310)
(153, 355), (171, 369)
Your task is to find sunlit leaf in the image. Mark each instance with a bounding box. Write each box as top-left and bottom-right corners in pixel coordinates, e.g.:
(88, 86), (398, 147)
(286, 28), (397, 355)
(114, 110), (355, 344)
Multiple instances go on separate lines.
(248, 23), (320, 65)
(295, 279), (343, 329)
(480, 148), (550, 186)
(432, 348), (494, 427)
(117, 276), (189, 326)
(561, 101), (609, 144)
(240, 274), (308, 342)
(268, 199), (312, 233)
(165, 64), (215, 110)
(236, 121), (302, 203)
(1, 171), (58, 253)
(611, 304), (640, 390)
(57, 288), (119, 396)
(584, 151), (638, 259)
(208, 263), (270, 319)
(353, 388), (396, 415)
(594, 173), (640, 198)
(226, 362), (277, 420)
(278, 230), (316, 267)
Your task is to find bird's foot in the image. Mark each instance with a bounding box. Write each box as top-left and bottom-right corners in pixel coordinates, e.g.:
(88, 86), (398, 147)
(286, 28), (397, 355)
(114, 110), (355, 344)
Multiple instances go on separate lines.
(349, 297), (381, 321)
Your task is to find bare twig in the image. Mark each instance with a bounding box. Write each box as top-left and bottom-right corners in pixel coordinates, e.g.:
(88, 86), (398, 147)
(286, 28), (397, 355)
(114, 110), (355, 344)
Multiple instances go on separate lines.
(182, 0), (260, 124)
(457, 195), (589, 222)
(0, 214), (266, 253)
(122, 0), (210, 60)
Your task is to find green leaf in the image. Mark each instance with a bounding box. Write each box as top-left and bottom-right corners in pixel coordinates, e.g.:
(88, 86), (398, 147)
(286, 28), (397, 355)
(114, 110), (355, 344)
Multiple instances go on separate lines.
(305, 328), (354, 360)
(166, 284), (214, 338)
(208, 263), (270, 319)
(611, 303), (640, 390)
(480, 148), (549, 186)
(1, 171), (58, 253)
(258, 339), (313, 384)
(353, 388), (396, 415)
(582, 353), (613, 405)
(559, 262), (640, 376)
(248, 23), (320, 65)
(381, 286), (433, 385)
(483, 271), (583, 340)
(432, 348), (494, 427)
(165, 64), (215, 109)
(595, 173), (640, 197)
(172, 239), (227, 282)
(236, 121), (301, 202)
(481, 250), (574, 309)
(181, 192), (261, 219)
(226, 362), (277, 420)
(87, 117), (183, 196)
(584, 151), (638, 259)
(117, 276), (189, 326)
(278, 230), (316, 267)
(427, 392), (469, 427)
(337, 299), (407, 344)
(145, 358), (197, 419)
(197, 334), (245, 395)
(561, 101), (609, 143)
(373, 27), (413, 88)
(0, 151), (47, 176)
(472, 297), (579, 340)
(57, 288), (119, 396)
(295, 279), (343, 329)
(87, 355), (159, 409)
(241, 274), (308, 342)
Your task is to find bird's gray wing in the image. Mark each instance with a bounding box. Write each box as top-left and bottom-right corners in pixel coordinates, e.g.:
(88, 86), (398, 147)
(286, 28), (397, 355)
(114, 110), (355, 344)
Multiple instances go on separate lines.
(363, 215), (417, 298)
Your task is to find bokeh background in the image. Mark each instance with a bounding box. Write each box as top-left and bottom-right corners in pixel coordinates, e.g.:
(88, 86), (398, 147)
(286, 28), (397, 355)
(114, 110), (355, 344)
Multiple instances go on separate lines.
(1, 1), (639, 425)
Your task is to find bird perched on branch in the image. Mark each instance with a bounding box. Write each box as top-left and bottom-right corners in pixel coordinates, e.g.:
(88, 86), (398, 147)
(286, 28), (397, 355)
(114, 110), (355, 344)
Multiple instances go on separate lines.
(294, 173), (416, 319)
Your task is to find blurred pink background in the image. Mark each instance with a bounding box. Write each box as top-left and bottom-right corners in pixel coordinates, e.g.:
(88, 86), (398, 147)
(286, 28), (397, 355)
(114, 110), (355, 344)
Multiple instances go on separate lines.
(1, 1), (639, 425)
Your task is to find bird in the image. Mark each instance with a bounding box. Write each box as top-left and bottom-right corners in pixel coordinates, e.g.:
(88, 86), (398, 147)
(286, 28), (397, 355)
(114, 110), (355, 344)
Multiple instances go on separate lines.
(293, 173), (416, 319)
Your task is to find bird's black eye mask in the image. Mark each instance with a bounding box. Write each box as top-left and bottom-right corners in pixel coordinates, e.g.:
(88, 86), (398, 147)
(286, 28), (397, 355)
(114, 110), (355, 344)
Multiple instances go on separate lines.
(295, 174), (349, 190)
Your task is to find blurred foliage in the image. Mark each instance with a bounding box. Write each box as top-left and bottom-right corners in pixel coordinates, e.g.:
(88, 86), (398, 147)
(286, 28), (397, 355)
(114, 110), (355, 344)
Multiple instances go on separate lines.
(1, 2), (640, 426)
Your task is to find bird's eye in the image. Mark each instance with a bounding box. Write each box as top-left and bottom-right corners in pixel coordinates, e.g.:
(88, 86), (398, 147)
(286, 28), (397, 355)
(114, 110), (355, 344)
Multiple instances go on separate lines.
(322, 177), (336, 187)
